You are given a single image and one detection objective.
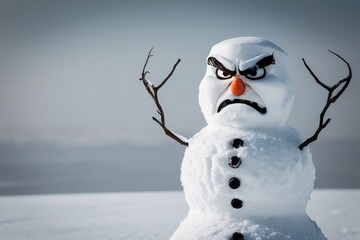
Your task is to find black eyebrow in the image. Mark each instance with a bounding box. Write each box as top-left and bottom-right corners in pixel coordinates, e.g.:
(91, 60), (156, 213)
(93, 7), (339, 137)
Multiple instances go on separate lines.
(256, 54), (275, 68)
(239, 54), (275, 76)
(207, 57), (236, 76)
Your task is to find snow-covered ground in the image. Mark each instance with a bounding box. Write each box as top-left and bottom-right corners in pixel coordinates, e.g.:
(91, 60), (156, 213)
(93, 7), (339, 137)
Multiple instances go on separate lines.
(0, 189), (359, 240)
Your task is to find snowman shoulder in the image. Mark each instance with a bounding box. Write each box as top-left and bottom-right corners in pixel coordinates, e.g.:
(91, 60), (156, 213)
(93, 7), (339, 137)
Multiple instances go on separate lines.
(276, 125), (313, 159)
(187, 125), (216, 145)
(281, 125), (309, 150)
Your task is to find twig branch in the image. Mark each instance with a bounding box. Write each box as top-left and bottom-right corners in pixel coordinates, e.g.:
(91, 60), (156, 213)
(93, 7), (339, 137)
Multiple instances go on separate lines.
(299, 50), (352, 150)
(139, 48), (188, 147)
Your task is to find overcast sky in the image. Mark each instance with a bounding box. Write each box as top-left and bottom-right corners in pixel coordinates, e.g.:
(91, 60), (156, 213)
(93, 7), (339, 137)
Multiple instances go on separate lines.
(0, 0), (359, 145)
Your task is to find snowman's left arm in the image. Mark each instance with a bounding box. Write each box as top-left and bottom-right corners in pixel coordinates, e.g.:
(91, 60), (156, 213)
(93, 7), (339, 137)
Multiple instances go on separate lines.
(299, 51), (352, 150)
(139, 47), (189, 147)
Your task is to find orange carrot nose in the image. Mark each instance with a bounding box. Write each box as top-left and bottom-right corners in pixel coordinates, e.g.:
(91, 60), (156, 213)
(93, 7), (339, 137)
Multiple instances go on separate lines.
(230, 77), (246, 96)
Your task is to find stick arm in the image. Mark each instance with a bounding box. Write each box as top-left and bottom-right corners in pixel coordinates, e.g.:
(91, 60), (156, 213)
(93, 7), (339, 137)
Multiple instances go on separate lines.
(139, 48), (189, 147)
(299, 50), (352, 150)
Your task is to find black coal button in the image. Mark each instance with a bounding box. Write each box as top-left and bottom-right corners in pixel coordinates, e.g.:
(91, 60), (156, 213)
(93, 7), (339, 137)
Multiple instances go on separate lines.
(232, 232), (244, 240)
(232, 138), (244, 148)
(231, 198), (243, 209)
(229, 177), (241, 189)
(228, 156), (242, 168)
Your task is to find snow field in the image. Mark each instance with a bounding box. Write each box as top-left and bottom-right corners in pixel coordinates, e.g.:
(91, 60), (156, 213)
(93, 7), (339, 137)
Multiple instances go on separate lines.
(0, 190), (358, 240)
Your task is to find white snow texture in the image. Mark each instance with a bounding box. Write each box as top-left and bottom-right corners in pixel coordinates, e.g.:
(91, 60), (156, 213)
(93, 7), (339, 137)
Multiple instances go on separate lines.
(171, 37), (326, 240)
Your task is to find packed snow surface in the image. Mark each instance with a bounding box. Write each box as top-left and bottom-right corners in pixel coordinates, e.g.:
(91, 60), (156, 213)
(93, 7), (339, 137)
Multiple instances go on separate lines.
(0, 190), (359, 240)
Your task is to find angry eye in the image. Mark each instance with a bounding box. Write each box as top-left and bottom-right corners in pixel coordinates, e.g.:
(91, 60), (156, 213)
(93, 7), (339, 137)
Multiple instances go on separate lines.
(216, 69), (232, 80)
(245, 67), (266, 80)
(239, 54), (275, 80)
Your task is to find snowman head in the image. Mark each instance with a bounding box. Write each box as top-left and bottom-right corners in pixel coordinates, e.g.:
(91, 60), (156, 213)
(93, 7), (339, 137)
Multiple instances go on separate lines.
(199, 37), (294, 128)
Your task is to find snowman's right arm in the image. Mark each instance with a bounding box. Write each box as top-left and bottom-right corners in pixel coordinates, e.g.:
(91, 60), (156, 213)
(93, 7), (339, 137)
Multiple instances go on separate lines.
(139, 47), (189, 147)
(298, 51), (352, 150)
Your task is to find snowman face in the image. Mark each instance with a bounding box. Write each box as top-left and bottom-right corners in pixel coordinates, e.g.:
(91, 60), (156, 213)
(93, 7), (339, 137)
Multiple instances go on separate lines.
(199, 37), (294, 128)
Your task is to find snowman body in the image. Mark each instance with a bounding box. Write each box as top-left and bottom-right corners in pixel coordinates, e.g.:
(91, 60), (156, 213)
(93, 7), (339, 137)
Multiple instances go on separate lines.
(170, 37), (326, 239)
(182, 125), (313, 218)
(171, 125), (326, 239)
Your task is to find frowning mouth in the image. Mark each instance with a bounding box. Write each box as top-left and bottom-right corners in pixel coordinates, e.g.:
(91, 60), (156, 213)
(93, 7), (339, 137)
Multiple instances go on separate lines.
(217, 99), (267, 114)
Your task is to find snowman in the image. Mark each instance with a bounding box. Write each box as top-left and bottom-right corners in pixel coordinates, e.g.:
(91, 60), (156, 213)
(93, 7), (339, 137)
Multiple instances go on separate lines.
(139, 37), (351, 240)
